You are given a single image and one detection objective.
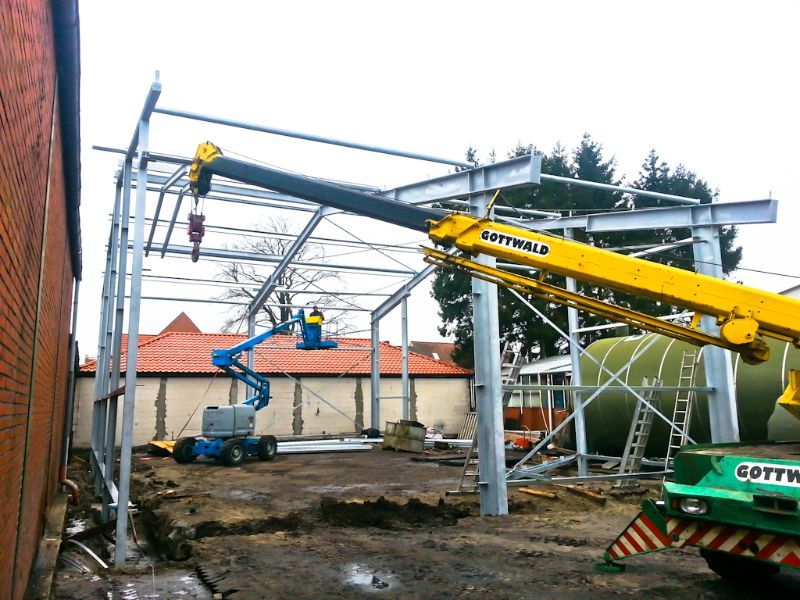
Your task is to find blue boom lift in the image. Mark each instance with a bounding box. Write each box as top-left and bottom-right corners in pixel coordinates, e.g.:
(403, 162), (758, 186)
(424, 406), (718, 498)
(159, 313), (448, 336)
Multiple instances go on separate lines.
(172, 309), (337, 466)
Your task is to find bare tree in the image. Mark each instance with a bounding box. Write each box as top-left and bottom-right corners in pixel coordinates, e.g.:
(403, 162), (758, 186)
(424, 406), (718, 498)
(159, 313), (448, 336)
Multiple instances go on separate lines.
(217, 216), (349, 333)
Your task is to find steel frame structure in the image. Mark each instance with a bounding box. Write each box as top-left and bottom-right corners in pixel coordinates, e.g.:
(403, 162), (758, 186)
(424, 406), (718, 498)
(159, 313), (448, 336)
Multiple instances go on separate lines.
(89, 76), (778, 564)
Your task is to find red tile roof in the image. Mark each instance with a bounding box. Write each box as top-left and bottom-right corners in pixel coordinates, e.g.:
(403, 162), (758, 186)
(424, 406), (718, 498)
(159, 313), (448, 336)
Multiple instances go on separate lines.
(80, 332), (472, 377)
(409, 341), (458, 366)
(159, 312), (201, 334)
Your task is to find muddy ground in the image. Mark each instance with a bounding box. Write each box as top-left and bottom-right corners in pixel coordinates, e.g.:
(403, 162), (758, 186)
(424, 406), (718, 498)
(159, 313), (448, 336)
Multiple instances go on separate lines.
(54, 447), (800, 599)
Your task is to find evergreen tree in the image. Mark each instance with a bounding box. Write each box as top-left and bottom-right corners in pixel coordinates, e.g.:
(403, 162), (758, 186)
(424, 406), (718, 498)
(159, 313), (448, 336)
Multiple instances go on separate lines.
(432, 137), (743, 368)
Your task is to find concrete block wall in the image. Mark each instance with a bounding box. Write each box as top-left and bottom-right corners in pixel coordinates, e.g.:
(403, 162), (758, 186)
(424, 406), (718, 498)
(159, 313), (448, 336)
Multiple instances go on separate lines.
(0, 1), (76, 596)
(73, 375), (472, 446)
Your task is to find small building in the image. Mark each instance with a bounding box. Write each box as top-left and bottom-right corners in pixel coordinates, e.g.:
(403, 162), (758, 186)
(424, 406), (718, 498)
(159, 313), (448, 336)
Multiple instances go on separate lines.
(505, 355), (572, 431)
(75, 331), (473, 446)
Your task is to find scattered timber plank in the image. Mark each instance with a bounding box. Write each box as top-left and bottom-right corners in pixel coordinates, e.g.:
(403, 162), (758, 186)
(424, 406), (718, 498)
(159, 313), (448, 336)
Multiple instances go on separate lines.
(518, 487), (558, 499)
(553, 484), (607, 505)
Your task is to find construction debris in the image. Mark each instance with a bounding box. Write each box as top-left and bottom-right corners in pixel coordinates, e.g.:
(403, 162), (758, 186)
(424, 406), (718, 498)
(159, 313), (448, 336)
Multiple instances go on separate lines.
(517, 487), (558, 499)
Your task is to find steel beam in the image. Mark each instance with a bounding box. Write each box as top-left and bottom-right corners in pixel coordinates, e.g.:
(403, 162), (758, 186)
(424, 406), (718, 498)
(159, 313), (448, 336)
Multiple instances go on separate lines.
(540, 173), (700, 205)
(153, 106), (473, 168)
(470, 192), (508, 516)
(145, 165), (185, 256)
(521, 199), (777, 232)
(564, 228), (588, 476)
(692, 208), (739, 442)
(401, 297), (409, 421)
(381, 153), (541, 204)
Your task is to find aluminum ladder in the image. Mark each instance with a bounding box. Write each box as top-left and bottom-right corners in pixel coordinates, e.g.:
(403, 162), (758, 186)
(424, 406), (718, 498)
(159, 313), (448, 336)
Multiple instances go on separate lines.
(448, 344), (523, 495)
(665, 349), (699, 465)
(614, 376), (662, 488)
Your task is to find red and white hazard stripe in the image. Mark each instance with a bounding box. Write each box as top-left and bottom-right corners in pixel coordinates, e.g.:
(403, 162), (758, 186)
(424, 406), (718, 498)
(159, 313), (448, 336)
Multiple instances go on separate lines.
(606, 513), (671, 560)
(606, 512), (800, 568)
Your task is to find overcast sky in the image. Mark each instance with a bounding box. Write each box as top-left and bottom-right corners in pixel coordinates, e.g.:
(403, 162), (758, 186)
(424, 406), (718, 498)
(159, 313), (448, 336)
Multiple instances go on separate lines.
(76, 0), (800, 358)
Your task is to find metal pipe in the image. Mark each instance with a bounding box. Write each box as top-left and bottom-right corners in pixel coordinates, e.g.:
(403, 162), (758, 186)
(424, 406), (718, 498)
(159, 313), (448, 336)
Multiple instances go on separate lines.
(160, 183), (189, 258)
(145, 164), (186, 256)
(153, 106), (472, 168)
(539, 173), (700, 205)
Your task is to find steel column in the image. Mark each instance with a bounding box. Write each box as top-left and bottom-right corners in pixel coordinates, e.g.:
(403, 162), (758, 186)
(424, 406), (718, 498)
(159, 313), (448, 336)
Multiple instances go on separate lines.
(370, 319), (381, 429)
(692, 212), (739, 442)
(564, 227), (588, 476)
(470, 192), (508, 516)
(115, 86), (157, 564)
(401, 297), (409, 421)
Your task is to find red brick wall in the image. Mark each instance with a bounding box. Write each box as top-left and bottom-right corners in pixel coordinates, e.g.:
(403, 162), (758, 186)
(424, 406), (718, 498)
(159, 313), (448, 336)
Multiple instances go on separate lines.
(0, 1), (76, 597)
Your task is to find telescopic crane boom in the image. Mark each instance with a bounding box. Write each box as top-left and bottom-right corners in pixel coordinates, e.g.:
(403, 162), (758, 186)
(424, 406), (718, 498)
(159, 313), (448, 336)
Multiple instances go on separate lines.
(189, 141), (800, 370)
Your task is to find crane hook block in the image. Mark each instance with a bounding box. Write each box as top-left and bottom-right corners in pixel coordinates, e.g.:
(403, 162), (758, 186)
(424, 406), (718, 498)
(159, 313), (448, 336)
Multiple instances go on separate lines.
(188, 212), (206, 263)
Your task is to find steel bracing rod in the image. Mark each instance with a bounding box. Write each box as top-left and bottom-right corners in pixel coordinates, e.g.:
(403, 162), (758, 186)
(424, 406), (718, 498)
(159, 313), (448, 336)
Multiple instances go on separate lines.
(278, 370), (365, 430)
(160, 183), (190, 258)
(154, 106), (473, 168)
(507, 333), (662, 477)
(116, 77), (160, 566)
(249, 206), (334, 314)
(573, 311), (694, 334)
(145, 164), (186, 256)
(510, 289), (698, 443)
(506, 292), (696, 474)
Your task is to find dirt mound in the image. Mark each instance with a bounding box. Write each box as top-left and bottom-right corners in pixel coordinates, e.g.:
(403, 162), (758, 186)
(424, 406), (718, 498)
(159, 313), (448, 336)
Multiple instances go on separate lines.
(320, 495), (470, 529)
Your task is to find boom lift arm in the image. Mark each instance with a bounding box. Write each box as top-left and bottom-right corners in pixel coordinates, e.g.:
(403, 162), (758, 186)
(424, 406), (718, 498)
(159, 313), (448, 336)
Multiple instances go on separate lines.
(188, 142), (800, 366)
(211, 309), (337, 410)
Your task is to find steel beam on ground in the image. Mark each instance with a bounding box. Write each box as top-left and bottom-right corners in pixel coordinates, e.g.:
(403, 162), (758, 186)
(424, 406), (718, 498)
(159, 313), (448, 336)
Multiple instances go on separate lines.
(116, 78), (159, 566)
(470, 192), (508, 516)
(147, 243), (417, 276)
(153, 106), (472, 168)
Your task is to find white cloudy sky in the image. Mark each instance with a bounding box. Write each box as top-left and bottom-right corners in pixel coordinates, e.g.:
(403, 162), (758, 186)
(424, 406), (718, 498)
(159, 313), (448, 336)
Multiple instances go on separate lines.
(76, 0), (800, 357)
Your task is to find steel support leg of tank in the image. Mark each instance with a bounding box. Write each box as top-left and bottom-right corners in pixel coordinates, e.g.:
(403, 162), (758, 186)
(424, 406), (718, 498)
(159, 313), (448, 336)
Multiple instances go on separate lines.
(470, 192), (508, 516)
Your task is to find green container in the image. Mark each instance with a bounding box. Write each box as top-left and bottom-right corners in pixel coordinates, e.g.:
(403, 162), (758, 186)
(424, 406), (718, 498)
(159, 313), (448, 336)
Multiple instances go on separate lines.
(580, 334), (800, 456)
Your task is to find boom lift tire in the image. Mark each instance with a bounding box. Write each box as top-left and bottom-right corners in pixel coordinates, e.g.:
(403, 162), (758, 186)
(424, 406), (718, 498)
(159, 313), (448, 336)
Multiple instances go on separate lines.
(173, 437), (197, 463)
(257, 435), (278, 461)
(700, 549), (779, 582)
(221, 438), (245, 466)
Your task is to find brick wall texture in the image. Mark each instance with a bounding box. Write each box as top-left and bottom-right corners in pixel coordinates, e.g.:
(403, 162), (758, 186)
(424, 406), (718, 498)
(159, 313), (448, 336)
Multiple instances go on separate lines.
(0, 1), (76, 597)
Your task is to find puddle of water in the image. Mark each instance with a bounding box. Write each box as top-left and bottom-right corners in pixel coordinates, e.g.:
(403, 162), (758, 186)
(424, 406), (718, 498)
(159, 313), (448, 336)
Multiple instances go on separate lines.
(343, 563), (397, 592)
